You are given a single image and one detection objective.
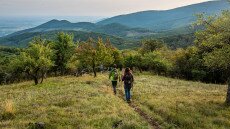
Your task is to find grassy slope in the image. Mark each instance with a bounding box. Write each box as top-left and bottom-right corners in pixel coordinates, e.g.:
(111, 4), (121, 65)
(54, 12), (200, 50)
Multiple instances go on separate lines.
(0, 73), (229, 129)
(0, 75), (149, 129)
(132, 73), (229, 129)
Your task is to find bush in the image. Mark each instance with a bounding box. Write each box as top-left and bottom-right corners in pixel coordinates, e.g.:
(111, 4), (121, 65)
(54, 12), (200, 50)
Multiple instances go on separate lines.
(143, 52), (172, 75)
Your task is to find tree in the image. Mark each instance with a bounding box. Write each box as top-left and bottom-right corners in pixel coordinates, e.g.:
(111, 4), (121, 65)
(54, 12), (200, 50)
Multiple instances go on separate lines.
(51, 32), (76, 75)
(140, 39), (164, 54)
(12, 38), (53, 85)
(142, 51), (171, 75)
(195, 11), (230, 104)
(171, 47), (205, 80)
(96, 38), (114, 67)
(76, 38), (114, 77)
(133, 53), (144, 73)
(0, 55), (9, 84)
(122, 50), (138, 70)
(105, 39), (123, 69)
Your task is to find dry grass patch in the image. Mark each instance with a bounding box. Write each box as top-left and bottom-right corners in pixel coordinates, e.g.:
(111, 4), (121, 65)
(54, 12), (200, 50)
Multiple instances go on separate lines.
(1, 100), (16, 121)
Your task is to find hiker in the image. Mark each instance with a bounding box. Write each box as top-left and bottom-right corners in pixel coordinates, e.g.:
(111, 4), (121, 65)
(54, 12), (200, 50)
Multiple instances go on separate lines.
(122, 67), (134, 102)
(109, 64), (120, 94)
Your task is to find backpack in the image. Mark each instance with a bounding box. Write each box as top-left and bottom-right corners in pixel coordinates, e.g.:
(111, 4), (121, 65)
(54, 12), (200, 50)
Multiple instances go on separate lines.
(124, 73), (132, 85)
(113, 70), (119, 80)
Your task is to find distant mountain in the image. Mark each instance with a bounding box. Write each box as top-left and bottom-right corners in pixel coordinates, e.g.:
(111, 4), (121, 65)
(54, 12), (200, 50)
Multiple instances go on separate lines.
(10, 19), (154, 38)
(94, 23), (154, 38)
(0, 30), (138, 49)
(0, 19), (153, 49)
(97, 0), (230, 32)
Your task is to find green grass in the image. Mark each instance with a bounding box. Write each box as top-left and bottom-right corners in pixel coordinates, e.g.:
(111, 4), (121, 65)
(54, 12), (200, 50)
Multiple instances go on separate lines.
(132, 73), (230, 129)
(0, 74), (149, 129)
(0, 73), (229, 129)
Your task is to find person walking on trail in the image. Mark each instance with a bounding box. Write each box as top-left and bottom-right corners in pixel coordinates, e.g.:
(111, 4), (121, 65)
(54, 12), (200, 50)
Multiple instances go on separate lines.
(122, 67), (134, 103)
(109, 64), (120, 95)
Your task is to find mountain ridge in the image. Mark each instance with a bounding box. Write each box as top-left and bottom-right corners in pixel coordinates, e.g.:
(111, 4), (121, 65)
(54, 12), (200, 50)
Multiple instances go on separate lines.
(97, 0), (230, 31)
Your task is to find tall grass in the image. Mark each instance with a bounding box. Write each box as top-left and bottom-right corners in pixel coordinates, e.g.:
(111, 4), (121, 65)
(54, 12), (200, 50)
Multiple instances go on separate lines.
(0, 74), (149, 129)
(0, 73), (229, 129)
(132, 73), (230, 129)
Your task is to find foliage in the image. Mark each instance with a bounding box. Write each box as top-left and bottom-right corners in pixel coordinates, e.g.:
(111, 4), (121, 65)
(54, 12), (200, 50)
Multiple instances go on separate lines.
(160, 33), (195, 49)
(195, 11), (230, 71)
(142, 52), (172, 75)
(12, 37), (53, 85)
(51, 32), (76, 75)
(140, 39), (164, 54)
(122, 50), (138, 69)
(76, 38), (114, 77)
(194, 10), (230, 103)
(171, 47), (205, 80)
(204, 45), (230, 70)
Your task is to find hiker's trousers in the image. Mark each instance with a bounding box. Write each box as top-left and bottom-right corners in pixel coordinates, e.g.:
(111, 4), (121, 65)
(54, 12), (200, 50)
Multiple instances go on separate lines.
(112, 81), (117, 94)
(124, 85), (131, 101)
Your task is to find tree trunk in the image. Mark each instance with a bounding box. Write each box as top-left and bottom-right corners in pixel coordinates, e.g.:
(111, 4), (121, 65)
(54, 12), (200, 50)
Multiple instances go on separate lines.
(40, 76), (44, 84)
(92, 62), (97, 77)
(40, 72), (45, 84)
(61, 67), (65, 76)
(34, 68), (40, 85)
(93, 66), (97, 77)
(26, 70), (39, 85)
(226, 78), (230, 104)
(138, 67), (142, 73)
(34, 76), (39, 85)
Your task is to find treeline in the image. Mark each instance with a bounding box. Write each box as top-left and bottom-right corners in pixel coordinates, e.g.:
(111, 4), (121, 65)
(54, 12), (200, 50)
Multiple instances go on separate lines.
(0, 33), (124, 85)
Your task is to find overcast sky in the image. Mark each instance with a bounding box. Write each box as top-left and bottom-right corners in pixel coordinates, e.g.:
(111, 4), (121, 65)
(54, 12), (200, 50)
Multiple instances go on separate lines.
(0, 0), (213, 17)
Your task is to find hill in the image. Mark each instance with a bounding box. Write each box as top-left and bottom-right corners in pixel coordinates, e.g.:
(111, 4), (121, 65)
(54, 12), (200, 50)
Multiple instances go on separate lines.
(140, 33), (196, 49)
(98, 0), (230, 32)
(0, 30), (139, 49)
(0, 73), (228, 128)
(9, 19), (154, 38)
(0, 20), (152, 49)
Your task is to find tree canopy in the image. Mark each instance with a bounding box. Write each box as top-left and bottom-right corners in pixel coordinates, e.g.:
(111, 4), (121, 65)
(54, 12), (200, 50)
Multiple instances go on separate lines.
(12, 38), (53, 85)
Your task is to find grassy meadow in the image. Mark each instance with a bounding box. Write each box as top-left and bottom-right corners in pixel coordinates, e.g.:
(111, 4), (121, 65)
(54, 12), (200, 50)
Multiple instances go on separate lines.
(132, 73), (229, 129)
(0, 73), (229, 129)
(0, 74), (149, 129)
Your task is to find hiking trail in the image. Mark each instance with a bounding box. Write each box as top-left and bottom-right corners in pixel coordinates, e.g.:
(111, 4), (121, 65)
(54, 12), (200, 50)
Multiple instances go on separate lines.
(116, 88), (161, 129)
(103, 78), (161, 129)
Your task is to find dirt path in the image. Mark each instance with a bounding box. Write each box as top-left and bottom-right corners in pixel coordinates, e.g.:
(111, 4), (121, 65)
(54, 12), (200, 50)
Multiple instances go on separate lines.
(117, 89), (161, 129)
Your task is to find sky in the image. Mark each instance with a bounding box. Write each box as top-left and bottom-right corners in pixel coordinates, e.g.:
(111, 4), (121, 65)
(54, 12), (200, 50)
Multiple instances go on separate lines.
(0, 0), (213, 17)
